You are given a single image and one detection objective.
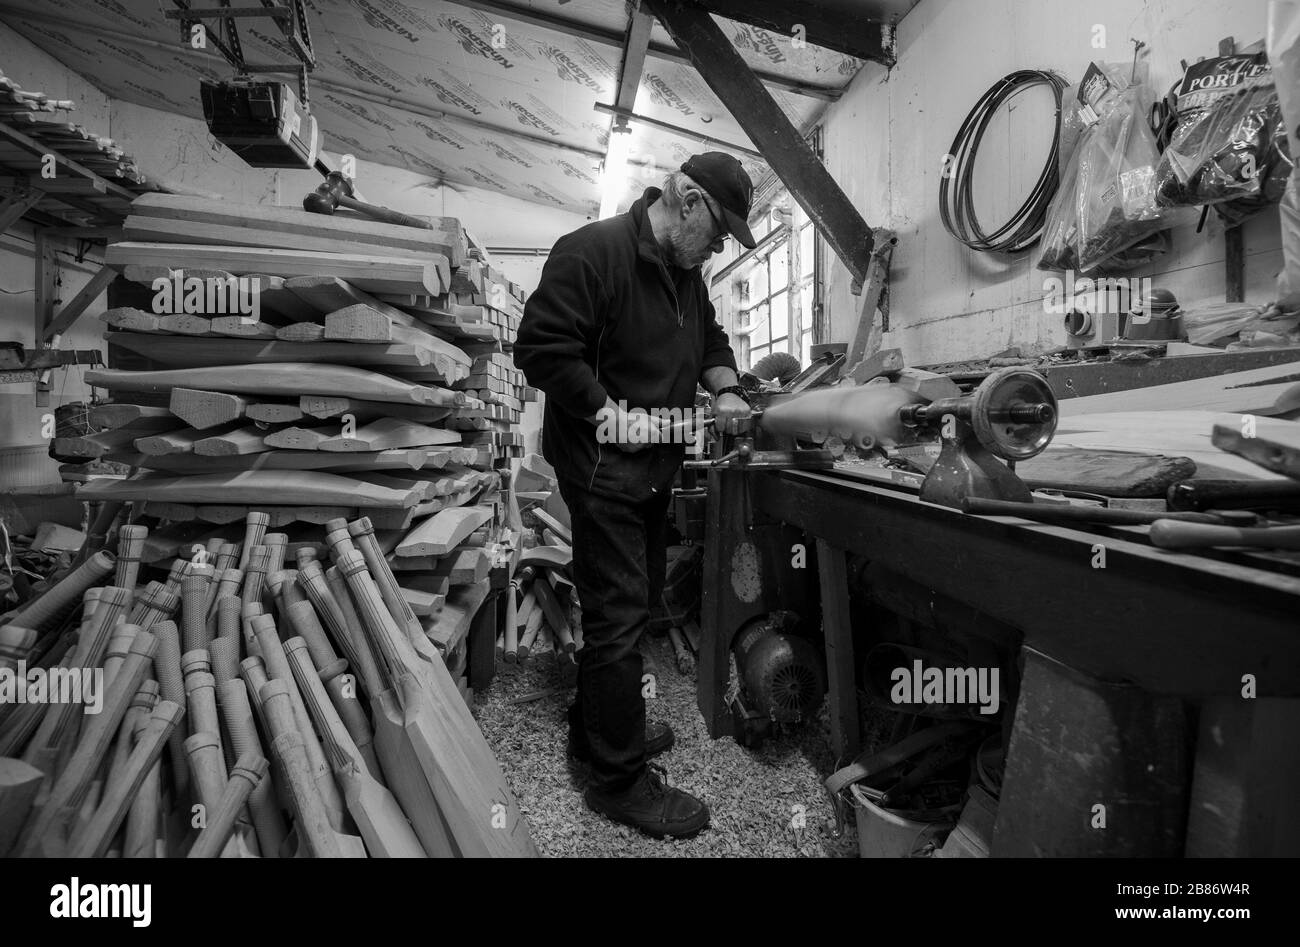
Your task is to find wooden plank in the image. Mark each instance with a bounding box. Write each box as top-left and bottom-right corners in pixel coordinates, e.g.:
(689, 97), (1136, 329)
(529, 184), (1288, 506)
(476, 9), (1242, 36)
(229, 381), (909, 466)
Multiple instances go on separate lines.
(317, 418), (462, 452)
(815, 538), (860, 760)
(1055, 412), (1294, 482)
(397, 506), (493, 558)
(86, 403), (173, 429)
(401, 587), (445, 616)
(169, 388), (249, 430)
(77, 471), (421, 508)
(432, 548), (491, 586)
(130, 193), (465, 264)
(422, 579), (492, 653)
(123, 214), (452, 276)
(1213, 418), (1300, 480)
(104, 333), (467, 384)
(1059, 362), (1300, 417)
(105, 446), (469, 475)
(1018, 449), (1198, 498)
(87, 364), (457, 406)
(284, 276), (416, 325)
(248, 274), (319, 322)
(104, 242), (441, 296)
(301, 393), (464, 418)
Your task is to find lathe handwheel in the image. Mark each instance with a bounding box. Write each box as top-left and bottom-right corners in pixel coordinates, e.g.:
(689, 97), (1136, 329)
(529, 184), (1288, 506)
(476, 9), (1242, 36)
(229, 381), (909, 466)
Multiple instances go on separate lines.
(970, 367), (1057, 461)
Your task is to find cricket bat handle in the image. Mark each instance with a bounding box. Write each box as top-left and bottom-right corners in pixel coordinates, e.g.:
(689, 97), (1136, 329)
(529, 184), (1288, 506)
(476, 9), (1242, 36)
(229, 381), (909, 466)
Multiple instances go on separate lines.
(1149, 521), (1300, 550)
(218, 677), (288, 856)
(68, 700), (182, 858)
(188, 752), (268, 858)
(260, 680), (350, 858)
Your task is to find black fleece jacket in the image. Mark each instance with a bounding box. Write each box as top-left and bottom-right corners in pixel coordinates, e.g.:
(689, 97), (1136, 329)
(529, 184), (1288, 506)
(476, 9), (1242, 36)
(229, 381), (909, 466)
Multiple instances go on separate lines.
(515, 187), (738, 503)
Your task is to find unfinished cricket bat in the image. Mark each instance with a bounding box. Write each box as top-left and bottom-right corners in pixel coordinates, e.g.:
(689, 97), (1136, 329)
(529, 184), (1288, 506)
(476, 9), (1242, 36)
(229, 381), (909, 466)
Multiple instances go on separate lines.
(285, 638), (426, 857)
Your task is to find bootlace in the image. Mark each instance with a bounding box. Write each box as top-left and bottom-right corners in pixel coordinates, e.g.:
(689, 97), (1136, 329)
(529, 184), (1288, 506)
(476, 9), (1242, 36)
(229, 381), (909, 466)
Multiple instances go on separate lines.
(643, 762), (670, 799)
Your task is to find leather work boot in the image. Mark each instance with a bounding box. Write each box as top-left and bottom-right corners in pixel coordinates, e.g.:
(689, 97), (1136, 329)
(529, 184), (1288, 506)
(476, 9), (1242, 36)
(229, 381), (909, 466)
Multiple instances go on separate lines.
(584, 764), (710, 839)
(567, 704), (675, 762)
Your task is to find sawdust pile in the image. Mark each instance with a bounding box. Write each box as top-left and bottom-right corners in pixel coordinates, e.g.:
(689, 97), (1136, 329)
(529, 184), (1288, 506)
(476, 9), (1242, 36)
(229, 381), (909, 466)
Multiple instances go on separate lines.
(475, 632), (860, 857)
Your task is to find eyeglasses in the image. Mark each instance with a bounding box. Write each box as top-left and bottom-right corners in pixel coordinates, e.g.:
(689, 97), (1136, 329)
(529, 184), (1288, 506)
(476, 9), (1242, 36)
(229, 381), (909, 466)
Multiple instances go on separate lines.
(698, 195), (729, 246)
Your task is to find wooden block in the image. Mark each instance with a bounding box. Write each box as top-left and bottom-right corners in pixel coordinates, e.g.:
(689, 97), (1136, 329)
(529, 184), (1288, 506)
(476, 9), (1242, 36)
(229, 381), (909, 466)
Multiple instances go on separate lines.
(275, 322), (326, 341)
(134, 426), (207, 456)
(401, 587), (445, 616)
(262, 426), (334, 451)
(396, 506), (493, 558)
(101, 306), (165, 333)
(317, 418), (461, 452)
(209, 316), (278, 339)
(158, 313), (216, 336)
(433, 548), (491, 586)
(169, 388), (248, 430)
(105, 242), (442, 296)
(244, 402), (303, 424)
(247, 274), (319, 322)
(104, 333), (467, 384)
(87, 364), (459, 406)
(422, 579), (492, 653)
(193, 425), (270, 457)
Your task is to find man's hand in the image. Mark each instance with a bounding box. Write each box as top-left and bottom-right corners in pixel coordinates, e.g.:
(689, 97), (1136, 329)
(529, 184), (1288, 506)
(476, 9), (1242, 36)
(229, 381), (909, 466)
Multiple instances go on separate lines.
(590, 403), (669, 453)
(713, 392), (752, 434)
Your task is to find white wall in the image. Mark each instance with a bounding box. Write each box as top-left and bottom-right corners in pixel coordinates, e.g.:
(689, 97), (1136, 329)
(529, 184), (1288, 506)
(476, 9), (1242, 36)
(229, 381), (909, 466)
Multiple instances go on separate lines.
(0, 22), (113, 488)
(1, 21), (587, 490)
(819, 0), (1282, 365)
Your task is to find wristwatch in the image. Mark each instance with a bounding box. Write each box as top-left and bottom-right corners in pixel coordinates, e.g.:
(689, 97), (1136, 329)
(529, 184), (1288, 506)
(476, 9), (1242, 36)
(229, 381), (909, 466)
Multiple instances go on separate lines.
(715, 385), (751, 405)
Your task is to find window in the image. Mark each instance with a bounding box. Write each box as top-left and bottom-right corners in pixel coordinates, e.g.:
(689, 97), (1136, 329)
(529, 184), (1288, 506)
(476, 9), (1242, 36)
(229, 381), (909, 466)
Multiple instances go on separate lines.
(730, 208), (822, 373)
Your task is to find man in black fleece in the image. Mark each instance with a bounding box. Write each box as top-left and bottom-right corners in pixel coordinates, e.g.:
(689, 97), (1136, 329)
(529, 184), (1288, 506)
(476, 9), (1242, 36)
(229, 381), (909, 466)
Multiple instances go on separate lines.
(515, 153), (755, 839)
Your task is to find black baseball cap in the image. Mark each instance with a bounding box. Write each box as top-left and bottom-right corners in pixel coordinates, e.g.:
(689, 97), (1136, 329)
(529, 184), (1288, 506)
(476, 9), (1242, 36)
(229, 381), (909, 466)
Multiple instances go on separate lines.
(681, 152), (757, 249)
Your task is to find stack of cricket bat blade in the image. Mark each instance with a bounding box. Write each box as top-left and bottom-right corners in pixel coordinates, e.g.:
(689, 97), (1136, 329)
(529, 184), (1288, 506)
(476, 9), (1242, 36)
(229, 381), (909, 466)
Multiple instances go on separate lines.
(494, 455), (582, 666)
(70, 188), (532, 565)
(0, 512), (539, 857)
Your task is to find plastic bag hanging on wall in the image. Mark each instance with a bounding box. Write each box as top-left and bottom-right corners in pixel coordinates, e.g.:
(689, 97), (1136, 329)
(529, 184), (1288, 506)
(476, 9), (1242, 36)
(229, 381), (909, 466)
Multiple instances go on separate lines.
(1154, 50), (1292, 221)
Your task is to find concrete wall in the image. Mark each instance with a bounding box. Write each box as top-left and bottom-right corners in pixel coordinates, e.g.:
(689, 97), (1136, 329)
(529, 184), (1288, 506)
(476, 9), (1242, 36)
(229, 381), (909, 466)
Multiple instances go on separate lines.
(819, 0), (1281, 365)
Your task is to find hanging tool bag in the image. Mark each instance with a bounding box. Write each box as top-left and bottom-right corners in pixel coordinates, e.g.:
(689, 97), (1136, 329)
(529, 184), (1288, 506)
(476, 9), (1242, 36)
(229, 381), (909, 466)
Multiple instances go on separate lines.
(1039, 63), (1188, 274)
(1155, 51), (1292, 221)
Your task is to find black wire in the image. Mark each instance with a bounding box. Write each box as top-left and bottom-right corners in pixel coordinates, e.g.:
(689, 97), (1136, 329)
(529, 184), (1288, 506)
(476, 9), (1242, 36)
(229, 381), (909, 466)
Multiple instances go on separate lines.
(939, 69), (1068, 253)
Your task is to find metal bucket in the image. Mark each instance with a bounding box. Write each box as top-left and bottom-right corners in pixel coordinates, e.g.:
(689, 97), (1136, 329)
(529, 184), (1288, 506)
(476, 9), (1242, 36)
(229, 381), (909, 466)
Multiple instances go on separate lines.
(850, 784), (955, 858)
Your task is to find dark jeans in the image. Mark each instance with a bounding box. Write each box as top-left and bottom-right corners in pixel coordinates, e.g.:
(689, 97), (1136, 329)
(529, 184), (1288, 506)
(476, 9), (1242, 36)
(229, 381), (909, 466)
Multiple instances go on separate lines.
(559, 478), (672, 793)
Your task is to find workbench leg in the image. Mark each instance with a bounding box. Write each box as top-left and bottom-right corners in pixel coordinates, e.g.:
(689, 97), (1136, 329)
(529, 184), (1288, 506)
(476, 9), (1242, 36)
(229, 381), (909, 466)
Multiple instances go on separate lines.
(993, 647), (1190, 856)
(815, 539), (860, 762)
(1185, 697), (1300, 856)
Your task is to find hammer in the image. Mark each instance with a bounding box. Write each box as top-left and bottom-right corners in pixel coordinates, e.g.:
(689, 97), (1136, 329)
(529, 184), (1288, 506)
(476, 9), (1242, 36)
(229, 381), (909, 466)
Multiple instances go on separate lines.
(303, 171), (433, 230)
